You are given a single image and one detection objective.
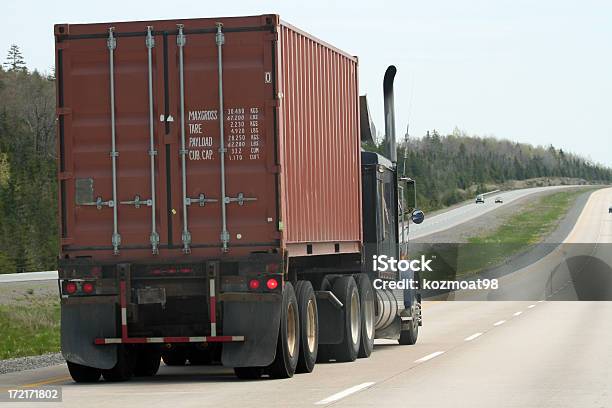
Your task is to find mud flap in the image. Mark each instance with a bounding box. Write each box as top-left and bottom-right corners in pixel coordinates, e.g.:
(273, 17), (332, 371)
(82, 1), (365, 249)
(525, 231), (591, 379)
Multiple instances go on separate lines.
(316, 292), (344, 345)
(61, 302), (117, 369)
(221, 299), (282, 367)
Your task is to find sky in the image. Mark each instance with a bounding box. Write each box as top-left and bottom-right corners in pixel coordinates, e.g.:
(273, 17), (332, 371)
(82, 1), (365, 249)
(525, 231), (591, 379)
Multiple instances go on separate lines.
(2, 0), (611, 166)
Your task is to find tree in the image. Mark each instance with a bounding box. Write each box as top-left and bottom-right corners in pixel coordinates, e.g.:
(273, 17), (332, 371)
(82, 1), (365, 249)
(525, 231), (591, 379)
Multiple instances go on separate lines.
(4, 44), (26, 72)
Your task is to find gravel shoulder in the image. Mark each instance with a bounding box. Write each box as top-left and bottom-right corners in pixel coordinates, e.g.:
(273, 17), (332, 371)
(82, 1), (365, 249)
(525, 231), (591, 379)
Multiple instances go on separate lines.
(0, 352), (64, 375)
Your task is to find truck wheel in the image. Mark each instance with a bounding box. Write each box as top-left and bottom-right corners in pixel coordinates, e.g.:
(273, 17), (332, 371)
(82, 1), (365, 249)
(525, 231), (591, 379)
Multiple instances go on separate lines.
(234, 367), (263, 379)
(102, 346), (135, 382)
(67, 361), (101, 383)
(398, 300), (419, 345)
(161, 348), (187, 366)
(329, 276), (361, 362)
(295, 281), (318, 373)
(268, 282), (300, 378)
(134, 345), (161, 376)
(355, 274), (375, 358)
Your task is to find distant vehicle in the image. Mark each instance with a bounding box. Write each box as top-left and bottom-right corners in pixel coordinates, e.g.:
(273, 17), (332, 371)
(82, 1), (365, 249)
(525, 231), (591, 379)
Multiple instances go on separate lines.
(475, 195), (485, 204)
(609, 206), (612, 214)
(495, 197), (503, 204)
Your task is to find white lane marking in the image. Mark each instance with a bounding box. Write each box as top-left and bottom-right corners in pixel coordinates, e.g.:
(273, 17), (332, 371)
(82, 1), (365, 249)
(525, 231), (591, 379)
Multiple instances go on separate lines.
(528, 304), (536, 308)
(493, 320), (506, 326)
(537, 300), (544, 303)
(315, 382), (376, 405)
(414, 351), (445, 363)
(464, 332), (483, 341)
(513, 311), (523, 316)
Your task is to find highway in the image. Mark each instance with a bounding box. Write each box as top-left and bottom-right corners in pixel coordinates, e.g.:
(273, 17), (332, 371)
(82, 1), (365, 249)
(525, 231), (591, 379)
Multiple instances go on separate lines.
(409, 185), (590, 239)
(0, 187), (610, 407)
(0, 271), (57, 283)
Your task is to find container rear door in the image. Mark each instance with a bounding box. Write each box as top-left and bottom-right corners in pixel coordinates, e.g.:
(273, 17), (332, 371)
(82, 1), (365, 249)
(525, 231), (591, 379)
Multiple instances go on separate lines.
(170, 26), (278, 252)
(58, 21), (278, 259)
(59, 33), (164, 255)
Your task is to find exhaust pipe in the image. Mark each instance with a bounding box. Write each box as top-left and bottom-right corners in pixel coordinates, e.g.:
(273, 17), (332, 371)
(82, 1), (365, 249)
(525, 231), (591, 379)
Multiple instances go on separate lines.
(383, 65), (397, 164)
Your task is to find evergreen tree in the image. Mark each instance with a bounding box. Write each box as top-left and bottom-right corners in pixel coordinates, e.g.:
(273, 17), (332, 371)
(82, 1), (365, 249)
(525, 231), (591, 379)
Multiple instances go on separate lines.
(4, 44), (27, 72)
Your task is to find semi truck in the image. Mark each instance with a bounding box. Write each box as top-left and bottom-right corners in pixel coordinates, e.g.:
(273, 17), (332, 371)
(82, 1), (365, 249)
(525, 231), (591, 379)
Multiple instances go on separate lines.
(55, 14), (425, 382)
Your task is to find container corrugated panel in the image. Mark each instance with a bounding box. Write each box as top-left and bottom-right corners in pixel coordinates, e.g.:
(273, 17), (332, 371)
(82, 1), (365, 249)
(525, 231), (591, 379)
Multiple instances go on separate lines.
(278, 22), (361, 248)
(55, 15), (361, 261)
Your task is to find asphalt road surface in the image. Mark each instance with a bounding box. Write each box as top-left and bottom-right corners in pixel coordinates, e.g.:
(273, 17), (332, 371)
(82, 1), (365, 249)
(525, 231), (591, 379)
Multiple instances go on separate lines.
(409, 185), (590, 240)
(0, 187), (610, 407)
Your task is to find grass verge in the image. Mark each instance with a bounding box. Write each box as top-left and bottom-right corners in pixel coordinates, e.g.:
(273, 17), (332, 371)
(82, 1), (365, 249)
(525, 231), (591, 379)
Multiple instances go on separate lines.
(0, 297), (60, 360)
(421, 188), (595, 278)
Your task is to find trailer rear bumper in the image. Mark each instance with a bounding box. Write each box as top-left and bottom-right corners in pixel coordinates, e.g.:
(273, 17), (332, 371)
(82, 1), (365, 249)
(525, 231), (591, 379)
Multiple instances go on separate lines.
(94, 336), (245, 345)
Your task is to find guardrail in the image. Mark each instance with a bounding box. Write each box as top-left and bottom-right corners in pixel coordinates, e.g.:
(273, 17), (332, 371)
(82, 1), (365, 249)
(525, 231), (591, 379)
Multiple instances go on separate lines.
(0, 271), (58, 283)
(481, 189), (501, 197)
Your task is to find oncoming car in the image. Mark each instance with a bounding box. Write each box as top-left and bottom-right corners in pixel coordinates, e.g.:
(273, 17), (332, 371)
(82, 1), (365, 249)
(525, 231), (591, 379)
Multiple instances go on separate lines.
(495, 197), (503, 204)
(475, 195), (485, 204)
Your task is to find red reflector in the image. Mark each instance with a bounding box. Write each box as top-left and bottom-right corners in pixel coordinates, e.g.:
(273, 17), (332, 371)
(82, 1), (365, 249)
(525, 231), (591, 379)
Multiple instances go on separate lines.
(179, 268), (192, 274)
(266, 278), (278, 290)
(65, 282), (77, 295)
(249, 279), (260, 290)
(82, 282), (95, 294)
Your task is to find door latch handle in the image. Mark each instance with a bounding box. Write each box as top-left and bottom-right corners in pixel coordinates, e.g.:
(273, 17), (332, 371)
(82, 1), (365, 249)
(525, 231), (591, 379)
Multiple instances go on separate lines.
(185, 193), (218, 207)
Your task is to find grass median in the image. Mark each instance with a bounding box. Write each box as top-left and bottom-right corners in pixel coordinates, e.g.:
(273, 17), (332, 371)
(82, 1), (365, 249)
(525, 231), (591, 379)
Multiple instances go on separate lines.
(421, 188), (595, 279)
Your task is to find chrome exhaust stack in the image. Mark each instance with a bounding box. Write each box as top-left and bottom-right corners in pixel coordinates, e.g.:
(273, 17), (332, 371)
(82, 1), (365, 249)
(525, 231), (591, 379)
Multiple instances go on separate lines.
(383, 65), (397, 164)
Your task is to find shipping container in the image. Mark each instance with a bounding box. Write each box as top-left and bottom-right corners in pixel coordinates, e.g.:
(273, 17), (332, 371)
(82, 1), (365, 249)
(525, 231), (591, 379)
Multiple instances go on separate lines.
(55, 14), (360, 261)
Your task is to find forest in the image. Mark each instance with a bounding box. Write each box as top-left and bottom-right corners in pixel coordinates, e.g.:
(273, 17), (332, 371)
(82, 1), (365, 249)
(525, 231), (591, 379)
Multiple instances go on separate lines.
(0, 45), (610, 273)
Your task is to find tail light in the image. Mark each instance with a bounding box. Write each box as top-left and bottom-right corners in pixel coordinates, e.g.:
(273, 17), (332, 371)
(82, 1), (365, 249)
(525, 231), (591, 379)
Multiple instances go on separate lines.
(266, 278), (279, 290)
(248, 279), (260, 290)
(82, 282), (95, 294)
(65, 281), (77, 295)
(179, 267), (192, 274)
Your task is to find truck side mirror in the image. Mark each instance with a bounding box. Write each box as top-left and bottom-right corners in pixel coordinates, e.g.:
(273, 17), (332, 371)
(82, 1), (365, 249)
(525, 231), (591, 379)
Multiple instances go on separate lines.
(411, 209), (425, 224)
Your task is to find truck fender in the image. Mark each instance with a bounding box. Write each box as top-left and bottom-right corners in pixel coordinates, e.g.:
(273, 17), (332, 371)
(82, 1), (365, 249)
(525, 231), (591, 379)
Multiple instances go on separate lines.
(61, 301), (118, 370)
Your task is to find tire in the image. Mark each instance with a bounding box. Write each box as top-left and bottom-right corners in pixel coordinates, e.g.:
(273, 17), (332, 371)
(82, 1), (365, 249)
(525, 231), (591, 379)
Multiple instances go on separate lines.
(67, 361), (101, 383)
(355, 274), (375, 358)
(134, 345), (161, 377)
(323, 276), (361, 362)
(161, 348), (187, 366)
(398, 299), (419, 345)
(102, 346), (135, 382)
(295, 281), (318, 373)
(234, 367), (264, 380)
(267, 282), (300, 378)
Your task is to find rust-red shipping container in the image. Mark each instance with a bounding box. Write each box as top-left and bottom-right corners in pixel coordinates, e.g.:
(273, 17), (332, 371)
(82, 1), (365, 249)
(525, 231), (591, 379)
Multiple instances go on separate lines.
(55, 14), (361, 261)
